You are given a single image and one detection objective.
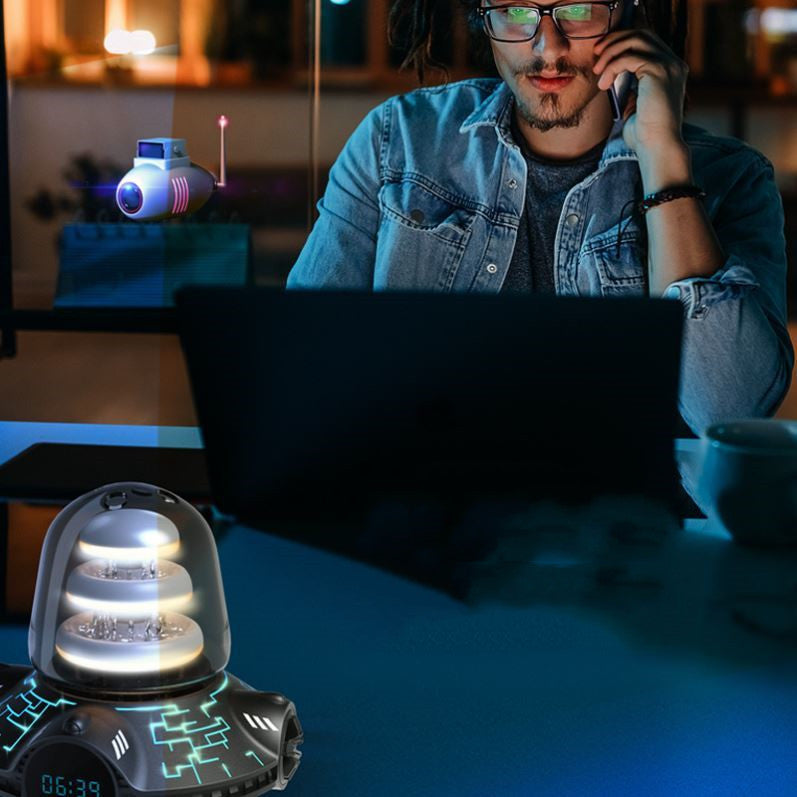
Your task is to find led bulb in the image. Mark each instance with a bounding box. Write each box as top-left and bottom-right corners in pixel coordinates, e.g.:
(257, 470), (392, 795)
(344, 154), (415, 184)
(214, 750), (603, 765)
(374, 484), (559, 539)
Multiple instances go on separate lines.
(66, 559), (193, 616)
(54, 505), (205, 677)
(55, 612), (204, 673)
(29, 483), (231, 692)
(78, 508), (180, 561)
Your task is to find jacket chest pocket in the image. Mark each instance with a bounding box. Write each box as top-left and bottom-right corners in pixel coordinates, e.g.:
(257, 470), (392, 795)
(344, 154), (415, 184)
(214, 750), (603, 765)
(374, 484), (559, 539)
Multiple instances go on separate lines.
(578, 222), (647, 297)
(376, 180), (474, 291)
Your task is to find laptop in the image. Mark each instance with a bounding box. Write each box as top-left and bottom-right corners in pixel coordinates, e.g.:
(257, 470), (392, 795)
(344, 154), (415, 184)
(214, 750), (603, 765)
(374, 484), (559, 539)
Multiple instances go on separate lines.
(175, 287), (684, 531)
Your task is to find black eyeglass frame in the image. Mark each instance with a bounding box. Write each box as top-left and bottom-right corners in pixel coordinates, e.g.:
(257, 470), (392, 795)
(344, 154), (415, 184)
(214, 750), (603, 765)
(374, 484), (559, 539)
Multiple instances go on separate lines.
(477, 2), (623, 42)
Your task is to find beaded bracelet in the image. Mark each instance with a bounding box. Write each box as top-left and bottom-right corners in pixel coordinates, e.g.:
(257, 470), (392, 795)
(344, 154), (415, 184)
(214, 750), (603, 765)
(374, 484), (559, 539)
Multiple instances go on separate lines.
(637, 185), (707, 216)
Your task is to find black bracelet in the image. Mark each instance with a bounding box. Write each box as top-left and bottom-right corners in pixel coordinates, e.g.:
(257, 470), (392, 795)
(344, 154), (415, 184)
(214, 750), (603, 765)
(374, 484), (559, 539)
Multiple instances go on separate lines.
(637, 185), (706, 216)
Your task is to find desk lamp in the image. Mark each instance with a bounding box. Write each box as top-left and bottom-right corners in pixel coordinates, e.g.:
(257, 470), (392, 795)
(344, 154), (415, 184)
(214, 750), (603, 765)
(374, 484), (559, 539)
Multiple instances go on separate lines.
(0, 482), (302, 797)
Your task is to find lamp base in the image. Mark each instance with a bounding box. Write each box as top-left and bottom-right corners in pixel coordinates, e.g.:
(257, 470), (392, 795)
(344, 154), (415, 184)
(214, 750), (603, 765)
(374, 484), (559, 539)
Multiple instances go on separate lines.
(0, 664), (302, 797)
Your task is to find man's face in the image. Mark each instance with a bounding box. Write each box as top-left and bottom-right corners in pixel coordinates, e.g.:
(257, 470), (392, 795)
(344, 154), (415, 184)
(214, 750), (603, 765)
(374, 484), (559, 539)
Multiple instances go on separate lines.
(484, 1), (626, 133)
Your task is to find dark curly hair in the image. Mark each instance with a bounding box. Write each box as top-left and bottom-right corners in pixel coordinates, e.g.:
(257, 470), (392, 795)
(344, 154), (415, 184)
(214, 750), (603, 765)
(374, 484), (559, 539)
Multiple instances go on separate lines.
(389, 0), (688, 83)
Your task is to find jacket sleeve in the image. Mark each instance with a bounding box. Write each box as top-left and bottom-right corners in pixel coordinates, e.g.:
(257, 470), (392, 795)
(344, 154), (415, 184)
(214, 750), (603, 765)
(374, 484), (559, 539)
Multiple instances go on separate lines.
(286, 103), (385, 290)
(661, 152), (794, 434)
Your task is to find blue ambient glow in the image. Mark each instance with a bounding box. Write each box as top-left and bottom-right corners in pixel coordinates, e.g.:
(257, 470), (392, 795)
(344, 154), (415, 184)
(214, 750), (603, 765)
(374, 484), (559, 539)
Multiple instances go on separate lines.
(0, 677), (76, 754)
(40, 775), (101, 795)
(115, 675), (269, 786)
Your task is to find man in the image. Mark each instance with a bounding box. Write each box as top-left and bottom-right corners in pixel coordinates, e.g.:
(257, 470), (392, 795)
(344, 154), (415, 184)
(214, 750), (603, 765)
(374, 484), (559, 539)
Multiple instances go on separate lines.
(287, 0), (793, 436)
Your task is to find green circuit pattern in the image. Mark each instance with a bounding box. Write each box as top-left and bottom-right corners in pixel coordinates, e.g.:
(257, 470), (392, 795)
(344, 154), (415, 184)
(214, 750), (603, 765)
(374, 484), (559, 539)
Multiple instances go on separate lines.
(0, 676), (76, 754)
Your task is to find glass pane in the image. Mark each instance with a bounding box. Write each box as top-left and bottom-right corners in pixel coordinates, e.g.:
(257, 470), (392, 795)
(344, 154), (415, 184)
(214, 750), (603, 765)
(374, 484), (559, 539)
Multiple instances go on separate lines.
(4, 0), (311, 315)
(389, 0), (456, 69)
(321, 0), (366, 66)
(129, 0), (180, 52)
(0, 0), (315, 425)
(703, 0), (751, 84)
(207, 0), (292, 80)
(64, 0), (106, 52)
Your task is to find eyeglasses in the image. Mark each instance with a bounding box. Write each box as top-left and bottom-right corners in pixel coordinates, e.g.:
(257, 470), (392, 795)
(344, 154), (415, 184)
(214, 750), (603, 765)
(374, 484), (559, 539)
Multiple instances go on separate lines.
(477, 2), (622, 41)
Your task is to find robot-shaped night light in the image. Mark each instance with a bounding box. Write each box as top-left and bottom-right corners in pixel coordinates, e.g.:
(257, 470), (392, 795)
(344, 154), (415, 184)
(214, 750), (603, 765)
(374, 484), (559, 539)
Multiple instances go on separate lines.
(116, 116), (228, 221)
(0, 483), (302, 797)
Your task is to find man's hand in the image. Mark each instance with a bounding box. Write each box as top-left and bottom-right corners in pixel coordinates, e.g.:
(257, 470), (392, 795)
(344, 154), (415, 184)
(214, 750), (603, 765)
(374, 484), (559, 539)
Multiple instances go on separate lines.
(592, 28), (689, 157)
(591, 26), (726, 296)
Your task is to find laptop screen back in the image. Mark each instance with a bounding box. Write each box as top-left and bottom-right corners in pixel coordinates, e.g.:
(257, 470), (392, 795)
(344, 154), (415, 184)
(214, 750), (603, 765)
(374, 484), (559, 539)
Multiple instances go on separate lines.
(176, 288), (683, 523)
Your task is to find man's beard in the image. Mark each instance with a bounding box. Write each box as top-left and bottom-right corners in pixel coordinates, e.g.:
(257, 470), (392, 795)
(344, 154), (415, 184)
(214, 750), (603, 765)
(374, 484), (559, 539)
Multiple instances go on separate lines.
(515, 91), (585, 133)
(512, 56), (590, 133)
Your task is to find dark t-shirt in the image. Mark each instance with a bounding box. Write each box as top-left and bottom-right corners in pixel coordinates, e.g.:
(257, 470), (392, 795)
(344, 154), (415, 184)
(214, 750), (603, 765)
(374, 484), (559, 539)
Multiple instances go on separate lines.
(502, 120), (607, 294)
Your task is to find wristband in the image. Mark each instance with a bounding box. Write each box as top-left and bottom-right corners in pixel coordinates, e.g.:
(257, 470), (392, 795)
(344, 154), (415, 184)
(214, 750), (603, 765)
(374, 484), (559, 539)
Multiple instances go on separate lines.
(637, 185), (706, 216)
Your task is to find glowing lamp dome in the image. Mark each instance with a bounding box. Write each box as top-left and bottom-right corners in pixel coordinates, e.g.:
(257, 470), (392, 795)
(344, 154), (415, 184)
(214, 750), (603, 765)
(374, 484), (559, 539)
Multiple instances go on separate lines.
(29, 483), (231, 694)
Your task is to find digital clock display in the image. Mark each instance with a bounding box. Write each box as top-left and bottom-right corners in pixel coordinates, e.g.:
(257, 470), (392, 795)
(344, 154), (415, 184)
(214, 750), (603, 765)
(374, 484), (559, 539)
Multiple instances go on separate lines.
(23, 742), (117, 797)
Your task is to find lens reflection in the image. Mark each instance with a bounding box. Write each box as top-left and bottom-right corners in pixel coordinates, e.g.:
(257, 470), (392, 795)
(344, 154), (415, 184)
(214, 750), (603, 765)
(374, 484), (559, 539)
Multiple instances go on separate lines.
(118, 182), (143, 213)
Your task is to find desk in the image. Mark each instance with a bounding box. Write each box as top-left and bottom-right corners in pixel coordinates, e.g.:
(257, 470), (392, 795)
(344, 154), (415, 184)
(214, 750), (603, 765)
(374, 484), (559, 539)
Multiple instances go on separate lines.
(0, 424), (795, 795)
(0, 422), (202, 465)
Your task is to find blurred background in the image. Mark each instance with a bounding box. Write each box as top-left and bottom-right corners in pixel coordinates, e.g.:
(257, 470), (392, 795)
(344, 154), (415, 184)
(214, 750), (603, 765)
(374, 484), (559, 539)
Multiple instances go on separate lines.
(2, 0), (797, 427)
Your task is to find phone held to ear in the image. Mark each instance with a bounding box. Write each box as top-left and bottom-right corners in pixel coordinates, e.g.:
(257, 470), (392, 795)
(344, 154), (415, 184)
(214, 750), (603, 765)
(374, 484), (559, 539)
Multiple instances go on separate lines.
(608, 71), (634, 122)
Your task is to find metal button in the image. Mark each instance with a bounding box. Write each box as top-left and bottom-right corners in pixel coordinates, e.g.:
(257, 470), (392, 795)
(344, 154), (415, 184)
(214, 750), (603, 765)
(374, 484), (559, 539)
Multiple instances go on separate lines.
(565, 213), (580, 227)
(102, 490), (127, 510)
(410, 209), (425, 224)
(507, 178), (518, 189)
(664, 285), (680, 300)
(63, 714), (89, 735)
(486, 263), (498, 274)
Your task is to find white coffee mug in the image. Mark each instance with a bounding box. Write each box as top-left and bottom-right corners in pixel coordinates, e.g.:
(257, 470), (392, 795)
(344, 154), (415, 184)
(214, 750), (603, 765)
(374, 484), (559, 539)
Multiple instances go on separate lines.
(698, 419), (797, 545)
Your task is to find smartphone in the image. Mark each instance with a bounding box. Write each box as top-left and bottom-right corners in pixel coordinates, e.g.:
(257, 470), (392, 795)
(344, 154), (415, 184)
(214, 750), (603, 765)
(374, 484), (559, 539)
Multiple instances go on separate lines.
(608, 71), (634, 122)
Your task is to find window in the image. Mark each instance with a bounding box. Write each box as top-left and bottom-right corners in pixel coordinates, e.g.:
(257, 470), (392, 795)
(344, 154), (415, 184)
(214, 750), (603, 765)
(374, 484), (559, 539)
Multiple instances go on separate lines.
(9, 0), (487, 88)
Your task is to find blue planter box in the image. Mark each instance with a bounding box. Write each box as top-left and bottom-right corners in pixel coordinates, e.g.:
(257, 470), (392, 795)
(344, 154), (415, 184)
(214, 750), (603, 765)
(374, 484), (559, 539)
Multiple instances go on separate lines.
(56, 223), (251, 308)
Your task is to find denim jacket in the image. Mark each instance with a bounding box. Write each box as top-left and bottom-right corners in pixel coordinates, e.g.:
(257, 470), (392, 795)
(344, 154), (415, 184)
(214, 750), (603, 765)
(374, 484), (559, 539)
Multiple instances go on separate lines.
(288, 78), (793, 434)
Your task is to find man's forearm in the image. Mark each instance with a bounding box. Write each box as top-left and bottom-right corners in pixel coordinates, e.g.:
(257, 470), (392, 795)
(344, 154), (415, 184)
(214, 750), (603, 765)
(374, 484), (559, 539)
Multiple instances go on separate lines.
(678, 295), (792, 432)
(637, 142), (726, 296)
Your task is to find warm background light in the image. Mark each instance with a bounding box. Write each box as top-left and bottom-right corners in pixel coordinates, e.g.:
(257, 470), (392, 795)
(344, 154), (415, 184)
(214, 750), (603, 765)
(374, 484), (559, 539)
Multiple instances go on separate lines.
(762, 8), (797, 36)
(129, 29), (157, 55)
(103, 28), (132, 55)
(104, 28), (156, 56)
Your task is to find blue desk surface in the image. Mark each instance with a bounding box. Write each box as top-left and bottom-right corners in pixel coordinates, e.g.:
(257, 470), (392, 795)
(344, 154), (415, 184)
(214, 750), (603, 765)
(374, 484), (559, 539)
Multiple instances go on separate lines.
(1, 423), (795, 795)
(0, 422), (202, 465)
